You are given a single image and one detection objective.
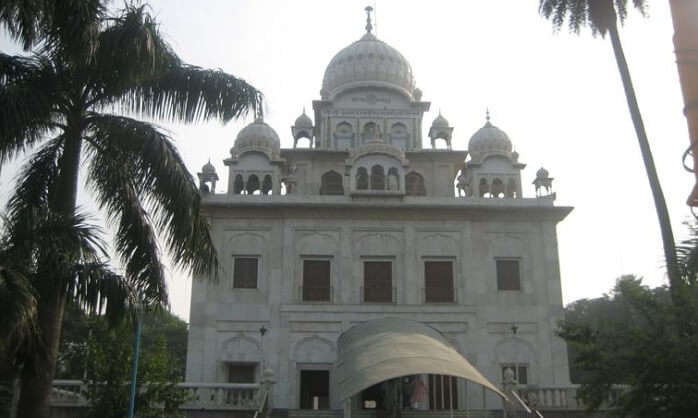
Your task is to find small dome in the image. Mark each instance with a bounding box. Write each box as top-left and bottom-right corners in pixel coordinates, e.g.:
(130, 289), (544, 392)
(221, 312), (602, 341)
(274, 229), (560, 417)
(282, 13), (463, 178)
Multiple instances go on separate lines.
(233, 117), (281, 158)
(468, 119), (512, 156)
(294, 110), (313, 128)
(202, 160), (216, 174)
(321, 32), (416, 100)
(536, 167), (550, 178)
(432, 112), (449, 128)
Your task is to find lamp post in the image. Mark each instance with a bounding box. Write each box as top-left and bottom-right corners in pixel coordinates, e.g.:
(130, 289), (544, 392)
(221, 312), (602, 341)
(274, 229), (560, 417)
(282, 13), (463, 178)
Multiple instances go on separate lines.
(127, 296), (144, 418)
(259, 326), (267, 370)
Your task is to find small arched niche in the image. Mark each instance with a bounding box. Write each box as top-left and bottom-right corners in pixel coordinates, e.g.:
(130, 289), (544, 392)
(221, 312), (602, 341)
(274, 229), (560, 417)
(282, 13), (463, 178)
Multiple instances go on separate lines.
(405, 172), (426, 196)
(320, 171), (344, 195)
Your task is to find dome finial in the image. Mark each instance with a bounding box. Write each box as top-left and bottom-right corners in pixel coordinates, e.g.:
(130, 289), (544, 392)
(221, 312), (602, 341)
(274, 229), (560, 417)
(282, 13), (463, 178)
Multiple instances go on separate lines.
(365, 6), (374, 33)
(486, 108), (491, 122)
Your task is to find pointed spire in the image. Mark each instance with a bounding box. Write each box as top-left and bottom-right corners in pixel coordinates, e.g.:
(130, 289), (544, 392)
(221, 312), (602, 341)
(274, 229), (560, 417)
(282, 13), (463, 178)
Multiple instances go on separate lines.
(365, 6), (374, 33)
(485, 108), (492, 127)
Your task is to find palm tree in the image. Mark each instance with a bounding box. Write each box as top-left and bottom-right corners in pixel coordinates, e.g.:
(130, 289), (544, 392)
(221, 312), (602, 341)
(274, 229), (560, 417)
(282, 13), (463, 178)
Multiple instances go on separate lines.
(0, 2), (261, 417)
(538, 0), (681, 298)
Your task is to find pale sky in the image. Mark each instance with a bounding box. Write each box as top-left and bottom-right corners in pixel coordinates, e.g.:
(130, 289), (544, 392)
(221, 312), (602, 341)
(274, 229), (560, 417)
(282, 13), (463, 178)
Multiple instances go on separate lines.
(1, 1), (693, 321)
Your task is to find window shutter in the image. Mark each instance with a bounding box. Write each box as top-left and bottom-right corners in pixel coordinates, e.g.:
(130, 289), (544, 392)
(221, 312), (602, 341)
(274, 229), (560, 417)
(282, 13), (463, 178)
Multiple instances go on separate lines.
(303, 260), (331, 301)
(425, 261), (454, 302)
(364, 261), (392, 302)
(496, 259), (521, 291)
(234, 258), (258, 288)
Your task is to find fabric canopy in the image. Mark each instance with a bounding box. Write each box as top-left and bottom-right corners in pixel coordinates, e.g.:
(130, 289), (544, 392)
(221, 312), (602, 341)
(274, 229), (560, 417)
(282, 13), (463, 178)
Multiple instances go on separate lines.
(332, 318), (507, 401)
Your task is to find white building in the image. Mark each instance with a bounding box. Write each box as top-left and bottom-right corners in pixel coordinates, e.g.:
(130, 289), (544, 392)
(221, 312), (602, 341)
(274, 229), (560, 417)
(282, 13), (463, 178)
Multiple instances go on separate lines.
(186, 9), (571, 414)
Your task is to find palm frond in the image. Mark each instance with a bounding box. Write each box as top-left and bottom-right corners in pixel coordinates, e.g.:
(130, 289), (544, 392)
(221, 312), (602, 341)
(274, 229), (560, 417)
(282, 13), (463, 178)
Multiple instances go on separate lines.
(0, 0), (103, 60)
(540, 0), (648, 37)
(5, 137), (64, 238)
(86, 114), (217, 282)
(69, 262), (131, 326)
(0, 54), (63, 164)
(113, 64), (262, 123)
(84, 123), (169, 306)
(0, 263), (40, 367)
(89, 3), (180, 98)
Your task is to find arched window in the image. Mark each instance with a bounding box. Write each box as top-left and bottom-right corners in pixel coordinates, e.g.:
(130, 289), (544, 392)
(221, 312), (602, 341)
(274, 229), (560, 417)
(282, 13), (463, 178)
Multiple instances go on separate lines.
(356, 167), (369, 190)
(405, 172), (426, 196)
(335, 122), (354, 150)
(246, 174), (260, 195)
(492, 178), (504, 198)
(234, 174), (244, 194)
(262, 175), (273, 195)
(506, 178), (517, 198)
(361, 122), (381, 143)
(320, 171), (344, 195)
(479, 178), (489, 197)
(390, 123), (409, 150)
(387, 167), (400, 191)
(370, 165), (385, 190)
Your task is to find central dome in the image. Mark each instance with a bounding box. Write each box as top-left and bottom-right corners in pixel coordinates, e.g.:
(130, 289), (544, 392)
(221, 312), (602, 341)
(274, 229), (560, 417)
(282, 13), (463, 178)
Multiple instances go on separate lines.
(321, 32), (416, 100)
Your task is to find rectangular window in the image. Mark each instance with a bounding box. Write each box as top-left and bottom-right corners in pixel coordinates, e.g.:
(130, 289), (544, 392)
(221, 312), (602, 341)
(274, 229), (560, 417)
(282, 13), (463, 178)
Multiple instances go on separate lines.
(228, 363), (256, 383)
(496, 259), (521, 291)
(303, 260), (331, 302)
(501, 364), (528, 385)
(233, 257), (258, 289)
(424, 261), (454, 303)
(428, 374), (458, 410)
(363, 261), (392, 303)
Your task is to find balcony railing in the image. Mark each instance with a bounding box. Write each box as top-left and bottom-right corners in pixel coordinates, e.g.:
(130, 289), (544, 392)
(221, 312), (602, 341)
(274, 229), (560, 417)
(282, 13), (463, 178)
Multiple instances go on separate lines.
(51, 373), (275, 412)
(361, 285), (397, 303)
(422, 286), (456, 303)
(299, 285), (333, 303)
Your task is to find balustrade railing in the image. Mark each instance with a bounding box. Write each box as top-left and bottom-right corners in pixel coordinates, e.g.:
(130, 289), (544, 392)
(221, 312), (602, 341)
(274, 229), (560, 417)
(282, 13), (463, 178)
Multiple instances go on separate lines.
(50, 379), (273, 411)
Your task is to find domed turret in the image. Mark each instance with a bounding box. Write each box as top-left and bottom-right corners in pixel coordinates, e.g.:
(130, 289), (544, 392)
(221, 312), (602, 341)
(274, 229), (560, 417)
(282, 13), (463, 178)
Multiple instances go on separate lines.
(292, 109), (314, 147)
(198, 159), (219, 193)
(232, 117), (281, 159)
(468, 112), (513, 159)
(428, 111), (453, 149)
(321, 8), (416, 100)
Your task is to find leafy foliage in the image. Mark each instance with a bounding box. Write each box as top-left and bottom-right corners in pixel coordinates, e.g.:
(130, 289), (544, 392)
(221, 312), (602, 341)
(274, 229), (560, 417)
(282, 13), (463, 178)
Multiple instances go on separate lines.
(82, 313), (187, 418)
(1, 1), (261, 415)
(539, 0), (648, 37)
(560, 226), (698, 417)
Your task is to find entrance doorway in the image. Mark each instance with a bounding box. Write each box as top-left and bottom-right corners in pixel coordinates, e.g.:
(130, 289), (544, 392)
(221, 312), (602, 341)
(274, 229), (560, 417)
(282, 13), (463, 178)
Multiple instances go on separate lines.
(300, 370), (330, 409)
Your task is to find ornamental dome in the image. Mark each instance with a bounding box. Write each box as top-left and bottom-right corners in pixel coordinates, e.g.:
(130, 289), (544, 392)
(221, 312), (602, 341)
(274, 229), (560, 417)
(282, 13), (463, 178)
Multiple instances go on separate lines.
(232, 117), (281, 159)
(468, 118), (512, 157)
(536, 167), (550, 179)
(321, 32), (416, 100)
(294, 110), (313, 128)
(202, 160), (216, 174)
(432, 112), (450, 128)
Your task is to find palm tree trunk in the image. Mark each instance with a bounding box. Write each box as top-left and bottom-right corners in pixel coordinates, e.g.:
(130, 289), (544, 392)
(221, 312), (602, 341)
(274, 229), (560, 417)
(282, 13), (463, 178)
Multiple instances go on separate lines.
(607, 22), (682, 298)
(16, 130), (83, 418)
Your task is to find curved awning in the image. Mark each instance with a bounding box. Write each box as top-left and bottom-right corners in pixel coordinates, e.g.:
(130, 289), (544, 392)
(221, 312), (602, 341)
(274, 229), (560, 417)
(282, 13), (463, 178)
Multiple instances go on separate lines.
(332, 318), (507, 401)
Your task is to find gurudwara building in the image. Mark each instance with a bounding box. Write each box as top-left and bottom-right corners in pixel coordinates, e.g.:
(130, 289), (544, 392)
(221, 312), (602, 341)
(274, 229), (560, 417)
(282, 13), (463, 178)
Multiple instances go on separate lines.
(186, 8), (572, 416)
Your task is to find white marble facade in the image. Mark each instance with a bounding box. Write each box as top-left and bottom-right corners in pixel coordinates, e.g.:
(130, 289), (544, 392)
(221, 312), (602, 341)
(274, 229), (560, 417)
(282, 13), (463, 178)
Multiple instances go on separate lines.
(187, 11), (571, 412)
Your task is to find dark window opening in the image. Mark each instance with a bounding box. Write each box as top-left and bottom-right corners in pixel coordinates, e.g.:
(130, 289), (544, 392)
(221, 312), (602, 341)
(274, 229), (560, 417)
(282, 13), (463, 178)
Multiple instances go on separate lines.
(425, 261), (454, 303)
(320, 171), (344, 195)
(428, 374), (458, 410)
(356, 167), (369, 190)
(303, 260), (331, 302)
(363, 261), (392, 303)
(233, 257), (258, 289)
(406, 172), (426, 196)
(262, 175), (273, 195)
(370, 165), (385, 190)
(496, 259), (521, 291)
(300, 370), (330, 410)
(228, 363), (256, 383)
